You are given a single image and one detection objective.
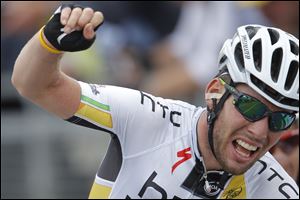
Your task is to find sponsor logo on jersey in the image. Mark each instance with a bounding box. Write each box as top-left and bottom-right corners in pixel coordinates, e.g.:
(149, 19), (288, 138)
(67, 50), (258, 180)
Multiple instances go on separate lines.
(221, 187), (243, 199)
(89, 84), (101, 95)
(172, 147), (192, 174)
(204, 181), (222, 196)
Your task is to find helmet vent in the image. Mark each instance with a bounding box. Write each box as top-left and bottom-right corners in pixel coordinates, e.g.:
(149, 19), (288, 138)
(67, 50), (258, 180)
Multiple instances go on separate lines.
(234, 42), (245, 72)
(253, 39), (262, 72)
(289, 40), (299, 55)
(285, 61), (298, 90)
(267, 29), (279, 45)
(271, 48), (283, 82)
(219, 55), (227, 65)
(245, 26), (260, 40)
(250, 74), (299, 107)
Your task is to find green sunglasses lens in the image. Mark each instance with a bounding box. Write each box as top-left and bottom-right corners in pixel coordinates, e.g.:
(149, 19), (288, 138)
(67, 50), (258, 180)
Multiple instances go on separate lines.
(220, 78), (296, 132)
(236, 95), (295, 131)
(269, 113), (295, 131)
(236, 95), (267, 121)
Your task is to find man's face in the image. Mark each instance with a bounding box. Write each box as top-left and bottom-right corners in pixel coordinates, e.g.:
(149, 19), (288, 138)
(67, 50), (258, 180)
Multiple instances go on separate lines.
(212, 84), (284, 175)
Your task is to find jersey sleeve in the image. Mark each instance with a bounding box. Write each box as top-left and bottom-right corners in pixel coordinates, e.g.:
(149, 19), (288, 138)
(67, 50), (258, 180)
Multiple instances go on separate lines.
(66, 81), (185, 157)
(66, 81), (116, 135)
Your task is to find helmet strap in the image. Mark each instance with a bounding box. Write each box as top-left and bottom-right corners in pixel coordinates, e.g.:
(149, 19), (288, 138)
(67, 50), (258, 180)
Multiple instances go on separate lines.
(207, 90), (231, 158)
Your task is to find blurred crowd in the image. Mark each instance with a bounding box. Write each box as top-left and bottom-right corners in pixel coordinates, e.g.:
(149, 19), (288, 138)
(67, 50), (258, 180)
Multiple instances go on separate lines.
(2, 1), (299, 197)
(2, 1), (299, 103)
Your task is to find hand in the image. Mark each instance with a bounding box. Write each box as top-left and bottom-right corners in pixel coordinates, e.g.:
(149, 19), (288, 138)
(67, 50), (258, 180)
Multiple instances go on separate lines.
(60, 5), (103, 40)
(43, 4), (104, 52)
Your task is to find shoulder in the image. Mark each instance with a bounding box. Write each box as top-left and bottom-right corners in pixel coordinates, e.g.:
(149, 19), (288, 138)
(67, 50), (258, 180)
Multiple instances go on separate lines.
(244, 152), (299, 199)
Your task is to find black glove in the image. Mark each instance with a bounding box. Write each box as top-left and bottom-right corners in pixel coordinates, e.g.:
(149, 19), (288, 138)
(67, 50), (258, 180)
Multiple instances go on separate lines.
(43, 4), (102, 52)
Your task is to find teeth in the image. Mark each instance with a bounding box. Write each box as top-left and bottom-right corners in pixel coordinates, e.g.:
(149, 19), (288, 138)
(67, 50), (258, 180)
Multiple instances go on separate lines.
(236, 148), (250, 157)
(236, 139), (258, 151)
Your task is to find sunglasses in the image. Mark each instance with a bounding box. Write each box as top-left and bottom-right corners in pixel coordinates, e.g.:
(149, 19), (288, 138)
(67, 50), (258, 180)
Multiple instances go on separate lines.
(219, 78), (296, 132)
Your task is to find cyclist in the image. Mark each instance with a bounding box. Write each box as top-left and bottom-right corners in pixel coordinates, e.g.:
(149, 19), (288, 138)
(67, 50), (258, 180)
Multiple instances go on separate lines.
(11, 4), (299, 199)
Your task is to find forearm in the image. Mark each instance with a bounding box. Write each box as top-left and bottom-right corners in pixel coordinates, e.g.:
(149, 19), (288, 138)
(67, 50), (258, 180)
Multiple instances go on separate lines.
(12, 31), (64, 99)
(11, 4), (103, 119)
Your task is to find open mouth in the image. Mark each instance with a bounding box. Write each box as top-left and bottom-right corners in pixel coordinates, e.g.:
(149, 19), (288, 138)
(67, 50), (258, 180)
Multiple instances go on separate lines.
(233, 139), (259, 158)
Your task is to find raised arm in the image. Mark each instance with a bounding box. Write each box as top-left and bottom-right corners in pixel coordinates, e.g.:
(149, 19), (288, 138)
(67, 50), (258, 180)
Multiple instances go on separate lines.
(11, 5), (104, 119)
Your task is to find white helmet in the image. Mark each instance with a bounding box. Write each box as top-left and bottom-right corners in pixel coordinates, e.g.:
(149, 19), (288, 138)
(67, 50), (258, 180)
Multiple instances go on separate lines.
(218, 24), (299, 112)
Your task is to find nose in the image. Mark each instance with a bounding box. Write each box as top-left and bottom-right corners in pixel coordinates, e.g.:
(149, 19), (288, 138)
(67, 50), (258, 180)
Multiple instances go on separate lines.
(246, 116), (269, 140)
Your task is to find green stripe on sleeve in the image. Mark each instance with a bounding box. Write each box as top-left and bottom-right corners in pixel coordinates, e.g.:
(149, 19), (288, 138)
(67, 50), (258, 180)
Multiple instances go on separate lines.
(81, 95), (110, 111)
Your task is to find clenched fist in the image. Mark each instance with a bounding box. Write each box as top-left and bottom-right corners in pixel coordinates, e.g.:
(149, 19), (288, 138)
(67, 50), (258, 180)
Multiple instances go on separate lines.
(43, 4), (104, 52)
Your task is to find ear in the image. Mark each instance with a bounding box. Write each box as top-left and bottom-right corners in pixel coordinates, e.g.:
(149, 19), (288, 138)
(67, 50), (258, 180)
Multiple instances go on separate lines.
(205, 78), (226, 109)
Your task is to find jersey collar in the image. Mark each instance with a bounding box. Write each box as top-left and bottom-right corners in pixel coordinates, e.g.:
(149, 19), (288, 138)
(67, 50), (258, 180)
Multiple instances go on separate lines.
(191, 107), (206, 160)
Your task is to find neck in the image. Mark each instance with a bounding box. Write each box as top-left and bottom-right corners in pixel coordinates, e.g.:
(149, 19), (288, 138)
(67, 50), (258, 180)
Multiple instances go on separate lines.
(197, 110), (222, 171)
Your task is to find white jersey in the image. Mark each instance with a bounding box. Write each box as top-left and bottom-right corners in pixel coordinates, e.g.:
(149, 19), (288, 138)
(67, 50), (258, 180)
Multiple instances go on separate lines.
(66, 81), (299, 199)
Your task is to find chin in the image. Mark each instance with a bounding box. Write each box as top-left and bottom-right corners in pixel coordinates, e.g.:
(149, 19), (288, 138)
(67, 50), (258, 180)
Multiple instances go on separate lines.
(223, 160), (254, 175)
(217, 154), (254, 175)
(223, 165), (249, 175)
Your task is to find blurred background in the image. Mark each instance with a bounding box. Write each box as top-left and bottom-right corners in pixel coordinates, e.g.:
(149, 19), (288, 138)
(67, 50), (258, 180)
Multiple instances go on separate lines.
(1, 1), (299, 199)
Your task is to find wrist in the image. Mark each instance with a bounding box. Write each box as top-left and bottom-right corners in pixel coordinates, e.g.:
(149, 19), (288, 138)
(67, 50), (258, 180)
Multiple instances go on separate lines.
(38, 26), (63, 54)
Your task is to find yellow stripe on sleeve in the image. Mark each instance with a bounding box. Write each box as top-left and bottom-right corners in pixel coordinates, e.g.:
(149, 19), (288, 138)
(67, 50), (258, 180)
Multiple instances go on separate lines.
(77, 103), (113, 128)
(88, 181), (112, 199)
